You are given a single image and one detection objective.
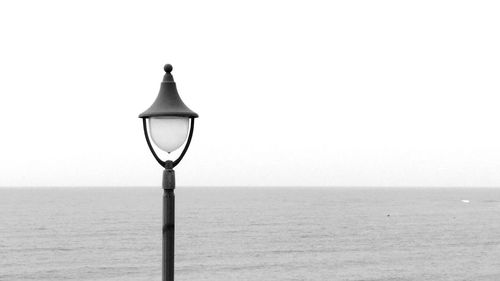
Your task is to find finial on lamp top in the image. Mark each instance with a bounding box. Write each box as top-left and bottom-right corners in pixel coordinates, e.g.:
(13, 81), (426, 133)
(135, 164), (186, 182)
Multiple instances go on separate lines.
(164, 64), (173, 73)
(163, 64), (174, 82)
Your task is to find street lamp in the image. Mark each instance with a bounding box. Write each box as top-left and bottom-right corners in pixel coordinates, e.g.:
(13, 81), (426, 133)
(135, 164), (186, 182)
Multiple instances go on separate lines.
(139, 64), (198, 281)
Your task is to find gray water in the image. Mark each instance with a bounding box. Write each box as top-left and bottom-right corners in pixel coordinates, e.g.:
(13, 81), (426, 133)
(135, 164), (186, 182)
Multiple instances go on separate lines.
(1, 187), (500, 281)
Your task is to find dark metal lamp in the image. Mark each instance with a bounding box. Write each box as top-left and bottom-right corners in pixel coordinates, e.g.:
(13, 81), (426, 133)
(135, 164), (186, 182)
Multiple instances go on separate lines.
(139, 64), (198, 281)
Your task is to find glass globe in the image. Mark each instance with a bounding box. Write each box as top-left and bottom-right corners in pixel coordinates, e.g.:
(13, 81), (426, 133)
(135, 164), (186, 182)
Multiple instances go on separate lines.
(149, 117), (189, 153)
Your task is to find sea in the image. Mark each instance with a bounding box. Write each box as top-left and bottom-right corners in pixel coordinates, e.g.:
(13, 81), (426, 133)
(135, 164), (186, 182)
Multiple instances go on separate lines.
(1, 187), (500, 281)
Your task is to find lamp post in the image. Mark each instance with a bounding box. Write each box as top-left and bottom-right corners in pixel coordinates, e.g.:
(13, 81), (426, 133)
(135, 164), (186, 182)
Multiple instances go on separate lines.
(139, 64), (198, 281)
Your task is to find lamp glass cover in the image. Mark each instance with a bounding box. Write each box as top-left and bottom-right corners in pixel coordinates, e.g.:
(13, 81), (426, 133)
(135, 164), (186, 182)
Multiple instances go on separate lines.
(149, 117), (189, 153)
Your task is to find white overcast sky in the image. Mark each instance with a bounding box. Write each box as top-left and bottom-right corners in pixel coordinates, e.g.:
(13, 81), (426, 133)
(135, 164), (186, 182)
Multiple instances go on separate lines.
(1, 0), (500, 188)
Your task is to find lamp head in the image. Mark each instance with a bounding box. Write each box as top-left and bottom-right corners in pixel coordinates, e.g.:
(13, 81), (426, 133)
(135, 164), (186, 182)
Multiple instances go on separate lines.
(140, 64), (198, 155)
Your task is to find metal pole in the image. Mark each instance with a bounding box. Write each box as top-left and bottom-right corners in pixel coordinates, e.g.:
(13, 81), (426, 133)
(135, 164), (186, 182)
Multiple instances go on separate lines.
(162, 162), (175, 281)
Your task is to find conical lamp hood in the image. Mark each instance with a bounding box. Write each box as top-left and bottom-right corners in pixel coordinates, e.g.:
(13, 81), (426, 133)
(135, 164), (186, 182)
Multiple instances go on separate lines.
(139, 64), (199, 118)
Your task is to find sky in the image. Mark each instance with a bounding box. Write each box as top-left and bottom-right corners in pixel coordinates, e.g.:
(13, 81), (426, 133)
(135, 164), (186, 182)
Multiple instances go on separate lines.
(0, 0), (500, 188)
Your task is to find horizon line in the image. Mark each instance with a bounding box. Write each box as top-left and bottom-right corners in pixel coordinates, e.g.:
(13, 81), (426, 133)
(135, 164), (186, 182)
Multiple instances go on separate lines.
(1, 186), (500, 189)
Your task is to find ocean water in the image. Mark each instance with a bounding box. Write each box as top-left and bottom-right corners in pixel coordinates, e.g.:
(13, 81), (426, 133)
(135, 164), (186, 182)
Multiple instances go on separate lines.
(1, 187), (500, 281)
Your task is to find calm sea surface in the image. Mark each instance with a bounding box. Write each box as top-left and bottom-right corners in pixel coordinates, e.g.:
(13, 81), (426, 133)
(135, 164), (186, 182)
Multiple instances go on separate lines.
(1, 187), (500, 281)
